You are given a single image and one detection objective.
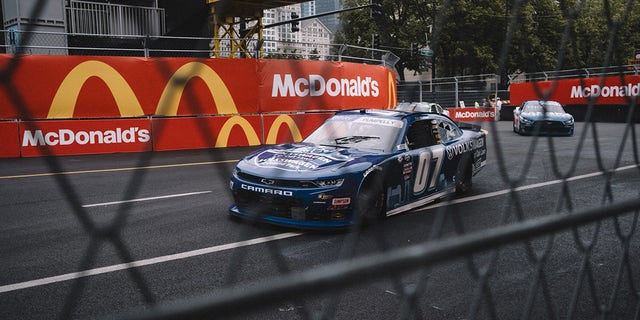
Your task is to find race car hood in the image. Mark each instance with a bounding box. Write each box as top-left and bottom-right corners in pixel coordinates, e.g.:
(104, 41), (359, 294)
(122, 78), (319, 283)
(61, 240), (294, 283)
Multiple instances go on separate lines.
(236, 143), (377, 179)
(520, 111), (573, 121)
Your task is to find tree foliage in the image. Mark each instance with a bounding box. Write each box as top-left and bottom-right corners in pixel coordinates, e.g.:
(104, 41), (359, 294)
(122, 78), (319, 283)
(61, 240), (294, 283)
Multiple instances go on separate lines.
(335, 0), (640, 82)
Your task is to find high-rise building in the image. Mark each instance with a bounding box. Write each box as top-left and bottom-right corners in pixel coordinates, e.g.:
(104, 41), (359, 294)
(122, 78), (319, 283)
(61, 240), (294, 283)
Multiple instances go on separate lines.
(262, 4), (331, 60)
(300, 1), (316, 17)
(313, 0), (341, 34)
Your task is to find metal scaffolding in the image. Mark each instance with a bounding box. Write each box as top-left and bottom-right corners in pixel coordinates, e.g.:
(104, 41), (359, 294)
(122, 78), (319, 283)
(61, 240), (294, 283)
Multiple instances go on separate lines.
(206, 0), (307, 58)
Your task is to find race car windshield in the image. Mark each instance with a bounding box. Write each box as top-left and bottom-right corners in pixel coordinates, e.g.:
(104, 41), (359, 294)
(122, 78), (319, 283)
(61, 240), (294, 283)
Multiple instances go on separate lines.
(524, 101), (565, 113)
(304, 115), (403, 152)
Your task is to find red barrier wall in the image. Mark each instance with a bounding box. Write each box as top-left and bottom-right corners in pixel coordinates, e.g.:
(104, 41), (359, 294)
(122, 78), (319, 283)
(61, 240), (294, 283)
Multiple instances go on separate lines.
(0, 121), (20, 158)
(261, 113), (333, 144)
(150, 113), (333, 152)
(510, 75), (640, 105)
(0, 55), (396, 119)
(0, 55), (396, 157)
(260, 60), (391, 111)
(151, 116), (263, 151)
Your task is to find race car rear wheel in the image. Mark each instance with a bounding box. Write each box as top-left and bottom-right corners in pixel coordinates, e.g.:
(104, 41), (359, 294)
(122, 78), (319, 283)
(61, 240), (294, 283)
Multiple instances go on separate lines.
(356, 175), (385, 225)
(455, 157), (473, 194)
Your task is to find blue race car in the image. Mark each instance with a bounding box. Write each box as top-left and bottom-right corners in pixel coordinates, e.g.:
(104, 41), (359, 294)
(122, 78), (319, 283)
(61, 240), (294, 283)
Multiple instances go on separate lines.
(513, 100), (574, 136)
(229, 109), (487, 229)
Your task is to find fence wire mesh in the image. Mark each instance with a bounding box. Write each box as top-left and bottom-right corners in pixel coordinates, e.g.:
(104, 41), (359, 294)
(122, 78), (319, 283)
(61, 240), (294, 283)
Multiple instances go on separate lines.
(0, 1), (639, 320)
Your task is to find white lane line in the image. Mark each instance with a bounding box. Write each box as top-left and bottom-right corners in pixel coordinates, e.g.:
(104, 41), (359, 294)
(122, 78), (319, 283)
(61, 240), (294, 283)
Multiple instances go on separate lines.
(0, 232), (303, 294)
(0, 159), (238, 180)
(423, 163), (640, 210)
(82, 191), (213, 208)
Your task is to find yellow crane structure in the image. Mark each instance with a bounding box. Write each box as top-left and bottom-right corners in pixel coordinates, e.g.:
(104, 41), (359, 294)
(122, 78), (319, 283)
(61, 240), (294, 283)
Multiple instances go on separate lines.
(206, 0), (308, 58)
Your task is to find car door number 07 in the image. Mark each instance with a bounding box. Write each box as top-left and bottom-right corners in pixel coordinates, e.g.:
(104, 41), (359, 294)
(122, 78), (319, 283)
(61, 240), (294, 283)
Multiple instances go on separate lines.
(413, 146), (445, 194)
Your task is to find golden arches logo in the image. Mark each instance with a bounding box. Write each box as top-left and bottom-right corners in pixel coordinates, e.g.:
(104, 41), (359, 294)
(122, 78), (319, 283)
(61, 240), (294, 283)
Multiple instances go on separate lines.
(215, 115), (261, 147)
(150, 61), (263, 147)
(155, 61), (238, 116)
(214, 114), (303, 147)
(48, 60), (144, 118)
(265, 115), (303, 144)
(47, 60), (239, 118)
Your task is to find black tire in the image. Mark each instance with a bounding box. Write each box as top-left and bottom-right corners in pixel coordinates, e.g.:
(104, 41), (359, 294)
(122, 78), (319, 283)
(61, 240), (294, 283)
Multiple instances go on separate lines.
(455, 157), (473, 194)
(356, 175), (385, 225)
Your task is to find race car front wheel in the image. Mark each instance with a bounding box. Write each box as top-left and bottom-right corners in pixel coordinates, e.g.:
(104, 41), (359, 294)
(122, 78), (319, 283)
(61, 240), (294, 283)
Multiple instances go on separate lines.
(356, 175), (385, 225)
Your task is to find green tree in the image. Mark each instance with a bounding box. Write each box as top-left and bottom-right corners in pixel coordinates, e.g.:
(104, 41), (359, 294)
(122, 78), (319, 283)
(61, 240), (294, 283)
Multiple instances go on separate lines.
(568, 0), (640, 68)
(507, 0), (565, 73)
(336, 0), (426, 81)
(336, 0), (640, 80)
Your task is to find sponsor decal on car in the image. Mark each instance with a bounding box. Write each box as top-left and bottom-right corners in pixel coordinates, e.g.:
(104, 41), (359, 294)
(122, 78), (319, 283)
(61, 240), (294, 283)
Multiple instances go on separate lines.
(332, 198), (351, 206)
(354, 117), (403, 128)
(253, 147), (350, 171)
(241, 184), (293, 197)
(445, 137), (485, 160)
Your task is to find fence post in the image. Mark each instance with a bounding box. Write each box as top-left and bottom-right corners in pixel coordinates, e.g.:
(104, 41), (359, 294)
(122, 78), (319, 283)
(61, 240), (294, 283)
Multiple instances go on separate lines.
(255, 39), (263, 58)
(8, 30), (17, 54)
(454, 77), (459, 108)
(338, 44), (347, 62)
(118, 5), (124, 35)
(143, 35), (150, 58)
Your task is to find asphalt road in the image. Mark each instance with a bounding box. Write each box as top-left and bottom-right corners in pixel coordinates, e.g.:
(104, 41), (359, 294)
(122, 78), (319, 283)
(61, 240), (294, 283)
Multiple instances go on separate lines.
(1, 121), (639, 320)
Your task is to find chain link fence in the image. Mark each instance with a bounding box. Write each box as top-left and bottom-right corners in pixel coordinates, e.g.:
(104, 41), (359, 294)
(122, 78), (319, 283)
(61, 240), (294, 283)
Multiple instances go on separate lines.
(0, 0), (638, 319)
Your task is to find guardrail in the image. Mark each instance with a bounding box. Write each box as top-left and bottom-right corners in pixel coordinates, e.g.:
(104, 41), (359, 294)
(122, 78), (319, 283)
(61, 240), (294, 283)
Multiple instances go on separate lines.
(66, 0), (165, 36)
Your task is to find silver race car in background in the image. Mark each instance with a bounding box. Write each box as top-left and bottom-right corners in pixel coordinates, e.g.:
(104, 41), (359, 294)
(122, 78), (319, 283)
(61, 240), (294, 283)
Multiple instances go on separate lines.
(513, 100), (574, 136)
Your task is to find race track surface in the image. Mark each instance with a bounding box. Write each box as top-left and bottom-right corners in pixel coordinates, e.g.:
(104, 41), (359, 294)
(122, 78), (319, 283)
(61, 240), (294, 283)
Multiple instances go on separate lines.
(1, 121), (639, 319)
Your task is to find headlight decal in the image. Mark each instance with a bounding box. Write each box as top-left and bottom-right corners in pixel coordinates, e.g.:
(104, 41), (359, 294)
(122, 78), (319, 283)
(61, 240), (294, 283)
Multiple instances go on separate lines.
(308, 178), (345, 187)
(520, 116), (532, 124)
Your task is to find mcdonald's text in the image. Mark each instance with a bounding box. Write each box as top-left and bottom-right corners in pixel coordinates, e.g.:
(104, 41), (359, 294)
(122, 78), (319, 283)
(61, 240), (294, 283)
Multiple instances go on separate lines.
(23, 127), (150, 147)
(448, 108), (497, 122)
(18, 119), (153, 157)
(271, 74), (380, 98)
